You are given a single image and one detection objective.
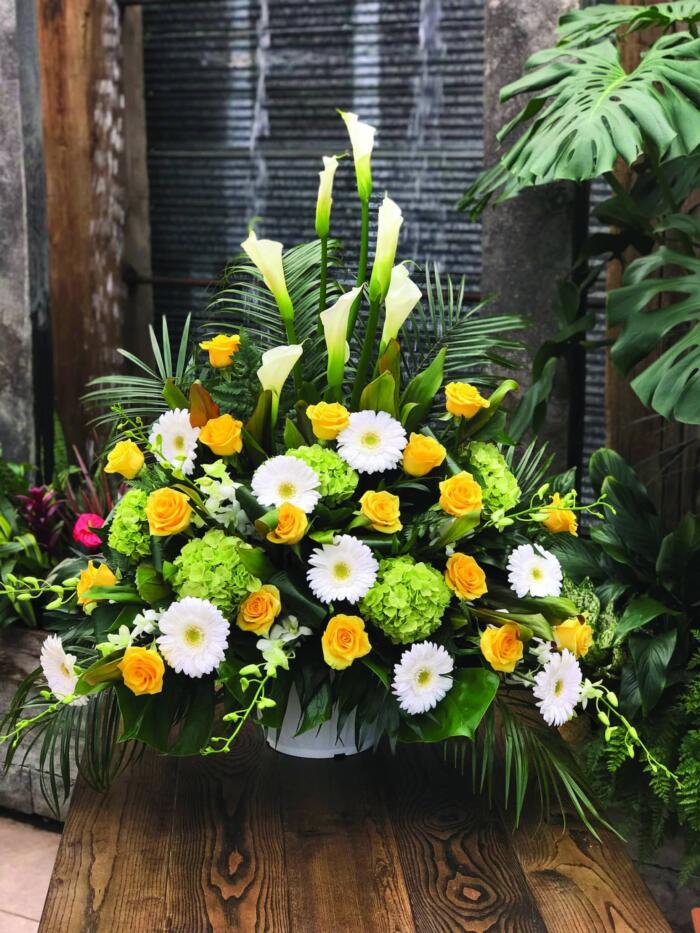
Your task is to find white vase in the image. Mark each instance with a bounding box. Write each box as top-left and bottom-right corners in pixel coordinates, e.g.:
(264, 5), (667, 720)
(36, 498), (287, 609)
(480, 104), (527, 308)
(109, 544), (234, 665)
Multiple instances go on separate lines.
(264, 684), (376, 759)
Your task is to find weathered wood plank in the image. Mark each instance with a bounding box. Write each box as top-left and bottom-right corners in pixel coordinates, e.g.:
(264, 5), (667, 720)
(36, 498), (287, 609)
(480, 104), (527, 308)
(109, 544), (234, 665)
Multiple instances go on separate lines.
(509, 817), (672, 933)
(40, 727), (669, 933)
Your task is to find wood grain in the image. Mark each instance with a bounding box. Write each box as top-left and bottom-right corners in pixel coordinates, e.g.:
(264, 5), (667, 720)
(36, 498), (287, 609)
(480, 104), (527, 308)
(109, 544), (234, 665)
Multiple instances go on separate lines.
(510, 817), (672, 933)
(39, 727), (669, 933)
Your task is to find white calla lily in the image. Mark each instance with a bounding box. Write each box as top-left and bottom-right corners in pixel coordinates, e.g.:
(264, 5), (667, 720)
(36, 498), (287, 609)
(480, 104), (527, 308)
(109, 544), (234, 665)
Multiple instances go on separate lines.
(339, 110), (375, 202)
(381, 264), (421, 349)
(241, 230), (294, 323)
(320, 286), (363, 389)
(369, 196), (403, 302)
(257, 344), (303, 422)
(315, 155), (339, 239)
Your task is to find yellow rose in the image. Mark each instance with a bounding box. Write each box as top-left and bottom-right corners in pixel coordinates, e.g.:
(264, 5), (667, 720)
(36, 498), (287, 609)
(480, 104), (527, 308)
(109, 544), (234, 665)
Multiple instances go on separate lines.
(104, 440), (144, 480)
(199, 333), (241, 368)
(237, 584), (281, 635)
(267, 503), (308, 545)
(306, 401), (350, 440)
(359, 490), (402, 533)
(76, 561), (117, 609)
(402, 433), (446, 477)
(554, 617), (593, 658)
(439, 472), (482, 517)
(199, 413), (243, 456)
(543, 493), (578, 535)
(146, 488), (192, 536)
(480, 623), (523, 673)
(445, 553), (487, 601)
(321, 614), (371, 670)
(118, 646), (164, 696)
(445, 382), (489, 419)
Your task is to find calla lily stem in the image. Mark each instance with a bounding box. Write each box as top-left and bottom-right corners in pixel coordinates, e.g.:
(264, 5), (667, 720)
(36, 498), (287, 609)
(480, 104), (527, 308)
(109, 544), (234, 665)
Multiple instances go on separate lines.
(351, 295), (381, 408)
(347, 198), (370, 340)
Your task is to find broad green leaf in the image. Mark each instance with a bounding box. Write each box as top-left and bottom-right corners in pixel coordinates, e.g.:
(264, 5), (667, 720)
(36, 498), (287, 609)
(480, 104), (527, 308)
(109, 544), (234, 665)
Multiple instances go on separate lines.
(398, 668), (499, 743)
(136, 563), (170, 606)
(629, 629), (677, 714)
(359, 371), (397, 416)
(608, 248), (700, 424)
(283, 417), (306, 450)
(499, 34), (700, 185)
(614, 595), (675, 642)
(557, 3), (700, 49)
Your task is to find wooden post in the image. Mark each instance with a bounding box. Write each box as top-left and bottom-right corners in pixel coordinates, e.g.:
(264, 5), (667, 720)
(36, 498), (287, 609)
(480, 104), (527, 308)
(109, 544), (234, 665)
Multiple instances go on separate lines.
(605, 1), (700, 518)
(37, 0), (127, 449)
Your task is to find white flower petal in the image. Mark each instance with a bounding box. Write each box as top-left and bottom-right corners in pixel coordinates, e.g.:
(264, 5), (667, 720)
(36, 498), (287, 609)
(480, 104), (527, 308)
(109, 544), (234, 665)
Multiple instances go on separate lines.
(506, 543), (562, 599)
(40, 635), (87, 705)
(148, 408), (199, 476)
(336, 410), (407, 474)
(533, 649), (582, 727)
(392, 642), (454, 715)
(157, 597), (229, 678)
(306, 534), (378, 604)
(251, 455), (320, 513)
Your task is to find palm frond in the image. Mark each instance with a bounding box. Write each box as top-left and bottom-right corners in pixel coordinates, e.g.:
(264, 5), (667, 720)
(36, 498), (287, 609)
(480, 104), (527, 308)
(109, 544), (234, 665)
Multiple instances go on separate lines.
(205, 239), (344, 385)
(83, 315), (193, 432)
(401, 263), (524, 386)
(506, 439), (555, 504)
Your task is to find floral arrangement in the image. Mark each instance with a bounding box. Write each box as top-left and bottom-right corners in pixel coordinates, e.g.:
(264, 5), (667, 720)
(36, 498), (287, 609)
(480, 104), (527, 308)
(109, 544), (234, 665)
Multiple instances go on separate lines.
(0, 111), (674, 825)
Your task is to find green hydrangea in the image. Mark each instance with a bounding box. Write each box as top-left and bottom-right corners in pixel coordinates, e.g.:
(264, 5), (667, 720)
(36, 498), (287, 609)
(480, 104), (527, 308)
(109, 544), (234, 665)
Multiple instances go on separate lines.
(287, 444), (358, 506)
(108, 489), (150, 560)
(466, 442), (520, 513)
(164, 529), (260, 614)
(359, 556), (451, 644)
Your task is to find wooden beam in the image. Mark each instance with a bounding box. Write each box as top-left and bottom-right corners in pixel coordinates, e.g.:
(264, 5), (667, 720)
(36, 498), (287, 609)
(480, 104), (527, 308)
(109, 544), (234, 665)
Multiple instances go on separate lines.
(37, 0), (126, 449)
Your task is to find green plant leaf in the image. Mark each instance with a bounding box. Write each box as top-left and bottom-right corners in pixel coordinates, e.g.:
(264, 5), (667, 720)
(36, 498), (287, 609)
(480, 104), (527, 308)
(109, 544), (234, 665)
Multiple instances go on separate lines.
(398, 668), (499, 743)
(629, 629), (678, 714)
(614, 595), (676, 642)
(136, 563), (170, 606)
(608, 247), (700, 424)
(557, 3), (700, 49)
(359, 371), (397, 416)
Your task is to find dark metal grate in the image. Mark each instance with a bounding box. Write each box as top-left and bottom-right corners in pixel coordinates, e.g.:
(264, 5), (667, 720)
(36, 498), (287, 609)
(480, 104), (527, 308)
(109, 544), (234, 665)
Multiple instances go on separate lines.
(141, 0), (485, 333)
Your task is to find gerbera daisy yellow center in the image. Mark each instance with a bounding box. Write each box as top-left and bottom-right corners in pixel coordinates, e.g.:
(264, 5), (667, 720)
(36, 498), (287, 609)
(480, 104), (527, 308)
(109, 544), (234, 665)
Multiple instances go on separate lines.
(60, 663), (71, 678)
(278, 481), (297, 498)
(417, 668), (433, 686)
(332, 561), (351, 581)
(554, 678), (564, 696)
(185, 625), (204, 645)
(531, 566), (543, 581)
(174, 434), (186, 451)
(361, 431), (380, 448)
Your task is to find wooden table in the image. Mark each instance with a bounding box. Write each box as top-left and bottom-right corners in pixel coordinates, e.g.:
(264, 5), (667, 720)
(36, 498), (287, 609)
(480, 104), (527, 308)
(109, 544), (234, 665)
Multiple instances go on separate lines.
(40, 727), (670, 932)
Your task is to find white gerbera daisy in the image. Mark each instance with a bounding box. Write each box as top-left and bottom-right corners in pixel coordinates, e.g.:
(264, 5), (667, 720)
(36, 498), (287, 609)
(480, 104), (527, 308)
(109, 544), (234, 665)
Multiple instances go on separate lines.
(336, 410), (407, 474)
(149, 408), (200, 476)
(533, 649), (582, 727)
(40, 635), (87, 704)
(307, 534), (378, 604)
(251, 455), (320, 513)
(507, 543), (562, 598)
(157, 597), (229, 678)
(392, 642), (454, 715)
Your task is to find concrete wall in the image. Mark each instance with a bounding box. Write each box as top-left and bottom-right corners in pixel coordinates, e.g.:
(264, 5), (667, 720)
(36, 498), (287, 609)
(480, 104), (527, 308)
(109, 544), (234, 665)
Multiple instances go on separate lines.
(0, 0), (49, 467)
(481, 0), (580, 466)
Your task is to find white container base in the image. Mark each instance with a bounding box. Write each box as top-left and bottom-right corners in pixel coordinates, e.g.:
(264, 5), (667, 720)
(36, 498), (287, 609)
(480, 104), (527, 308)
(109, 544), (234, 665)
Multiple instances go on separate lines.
(264, 685), (376, 759)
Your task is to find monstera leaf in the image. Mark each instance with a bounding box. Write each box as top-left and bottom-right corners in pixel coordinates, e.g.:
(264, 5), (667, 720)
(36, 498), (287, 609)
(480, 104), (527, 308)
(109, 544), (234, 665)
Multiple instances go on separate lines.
(557, 3), (700, 49)
(608, 246), (700, 424)
(499, 34), (700, 186)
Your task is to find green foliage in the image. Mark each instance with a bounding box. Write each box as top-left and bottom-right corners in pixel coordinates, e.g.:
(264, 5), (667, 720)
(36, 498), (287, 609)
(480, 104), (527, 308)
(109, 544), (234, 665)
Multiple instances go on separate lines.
(459, 4), (700, 430)
(207, 332), (262, 422)
(398, 669), (499, 743)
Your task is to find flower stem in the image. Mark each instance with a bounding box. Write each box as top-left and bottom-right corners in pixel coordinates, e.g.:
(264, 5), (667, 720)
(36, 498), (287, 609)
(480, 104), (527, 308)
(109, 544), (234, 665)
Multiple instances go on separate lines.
(351, 295), (381, 409)
(282, 317), (302, 396)
(346, 198), (370, 342)
(318, 235), (328, 323)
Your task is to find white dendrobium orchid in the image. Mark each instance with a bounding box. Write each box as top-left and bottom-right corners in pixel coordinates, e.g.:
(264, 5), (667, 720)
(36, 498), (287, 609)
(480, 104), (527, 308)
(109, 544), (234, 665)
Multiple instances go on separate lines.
(381, 264), (421, 349)
(392, 642), (454, 715)
(369, 195), (403, 302)
(241, 230), (293, 321)
(257, 344), (303, 421)
(315, 155), (339, 238)
(40, 635), (87, 705)
(506, 543), (562, 599)
(532, 649), (582, 727)
(321, 286), (363, 389)
(339, 110), (375, 201)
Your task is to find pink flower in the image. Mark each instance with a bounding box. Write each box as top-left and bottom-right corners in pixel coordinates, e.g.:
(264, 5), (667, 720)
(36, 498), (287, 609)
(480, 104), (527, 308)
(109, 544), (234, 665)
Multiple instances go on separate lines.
(72, 513), (104, 549)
